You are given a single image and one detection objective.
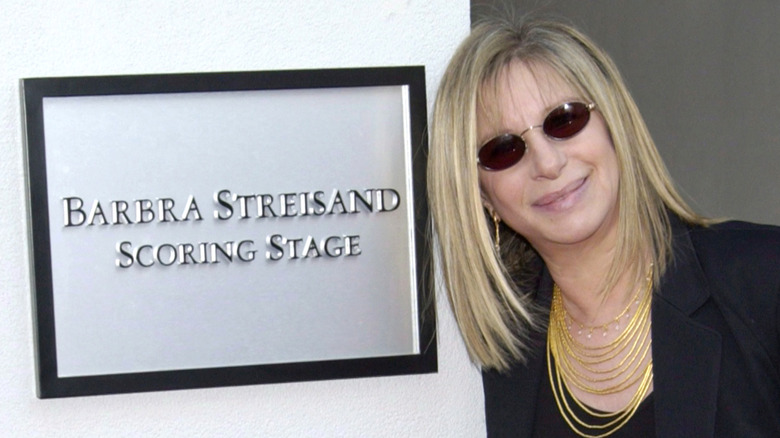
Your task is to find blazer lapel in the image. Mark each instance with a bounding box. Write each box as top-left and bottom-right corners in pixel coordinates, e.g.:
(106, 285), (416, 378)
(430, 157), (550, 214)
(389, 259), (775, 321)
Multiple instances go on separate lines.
(652, 220), (722, 438)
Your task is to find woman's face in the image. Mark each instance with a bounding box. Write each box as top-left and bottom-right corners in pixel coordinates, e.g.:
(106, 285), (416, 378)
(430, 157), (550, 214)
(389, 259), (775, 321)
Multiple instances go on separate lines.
(478, 61), (620, 257)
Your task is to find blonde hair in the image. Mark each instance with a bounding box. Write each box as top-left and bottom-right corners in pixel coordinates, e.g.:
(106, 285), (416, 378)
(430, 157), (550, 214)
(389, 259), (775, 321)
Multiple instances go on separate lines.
(428, 16), (709, 371)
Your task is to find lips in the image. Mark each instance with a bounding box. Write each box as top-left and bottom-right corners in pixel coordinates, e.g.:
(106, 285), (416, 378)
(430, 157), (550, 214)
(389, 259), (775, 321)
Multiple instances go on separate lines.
(532, 177), (587, 208)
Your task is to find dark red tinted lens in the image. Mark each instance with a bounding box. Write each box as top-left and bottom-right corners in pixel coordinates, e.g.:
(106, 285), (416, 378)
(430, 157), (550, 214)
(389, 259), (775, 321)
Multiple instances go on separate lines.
(543, 102), (591, 139)
(478, 134), (526, 170)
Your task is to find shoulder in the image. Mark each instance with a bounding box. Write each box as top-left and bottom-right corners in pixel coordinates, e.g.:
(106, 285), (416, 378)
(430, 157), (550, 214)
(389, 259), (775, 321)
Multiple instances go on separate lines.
(686, 220), (780, 284)
(689, 219), (780, 250)
(683, 219), (780, 349)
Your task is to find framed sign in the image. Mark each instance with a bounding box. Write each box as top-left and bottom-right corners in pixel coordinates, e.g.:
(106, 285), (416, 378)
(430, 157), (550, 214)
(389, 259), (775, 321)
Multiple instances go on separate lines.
(21, 67), (435, 398)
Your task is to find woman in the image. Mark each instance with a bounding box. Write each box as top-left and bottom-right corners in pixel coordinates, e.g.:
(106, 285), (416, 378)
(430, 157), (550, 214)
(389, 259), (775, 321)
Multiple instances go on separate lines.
(428, 16), (780, 437)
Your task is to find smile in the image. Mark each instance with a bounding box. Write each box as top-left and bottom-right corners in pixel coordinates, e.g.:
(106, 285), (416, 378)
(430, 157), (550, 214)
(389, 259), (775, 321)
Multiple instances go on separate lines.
(532, 177), (588, 210)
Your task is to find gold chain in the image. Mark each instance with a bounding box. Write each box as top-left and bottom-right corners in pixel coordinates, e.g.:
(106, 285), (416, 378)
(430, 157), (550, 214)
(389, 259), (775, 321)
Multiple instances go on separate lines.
(546, 269), (654, 437)
(566, 279), (641, 339)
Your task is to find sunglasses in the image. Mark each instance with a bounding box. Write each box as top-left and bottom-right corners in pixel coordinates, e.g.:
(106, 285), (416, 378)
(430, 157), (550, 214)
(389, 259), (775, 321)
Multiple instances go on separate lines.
(477, 101), (597, 171)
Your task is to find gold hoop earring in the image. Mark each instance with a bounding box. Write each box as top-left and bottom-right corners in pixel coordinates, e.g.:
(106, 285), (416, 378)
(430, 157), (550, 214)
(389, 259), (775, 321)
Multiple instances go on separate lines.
(491, 211), (501, 252)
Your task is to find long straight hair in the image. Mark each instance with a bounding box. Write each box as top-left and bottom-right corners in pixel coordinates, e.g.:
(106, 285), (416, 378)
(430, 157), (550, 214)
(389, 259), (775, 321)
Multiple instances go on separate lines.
(428, 17), (709, 371)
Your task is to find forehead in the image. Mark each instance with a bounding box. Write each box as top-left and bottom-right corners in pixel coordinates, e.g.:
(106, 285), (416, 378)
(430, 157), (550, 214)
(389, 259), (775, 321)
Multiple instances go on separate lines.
(478, 61), (576, 135)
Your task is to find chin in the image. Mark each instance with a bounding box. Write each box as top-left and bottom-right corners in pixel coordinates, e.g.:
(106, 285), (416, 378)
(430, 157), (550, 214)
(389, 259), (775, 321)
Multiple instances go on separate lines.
(534, 209), (617, 248)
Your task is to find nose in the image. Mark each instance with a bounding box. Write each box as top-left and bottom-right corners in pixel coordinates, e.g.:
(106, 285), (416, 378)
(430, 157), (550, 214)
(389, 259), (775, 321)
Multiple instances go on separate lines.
(522, 130), (566, 179)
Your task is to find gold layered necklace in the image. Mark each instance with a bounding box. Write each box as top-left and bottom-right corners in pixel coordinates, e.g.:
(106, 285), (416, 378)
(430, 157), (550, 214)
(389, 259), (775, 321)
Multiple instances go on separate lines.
(546, 268), (654, 438)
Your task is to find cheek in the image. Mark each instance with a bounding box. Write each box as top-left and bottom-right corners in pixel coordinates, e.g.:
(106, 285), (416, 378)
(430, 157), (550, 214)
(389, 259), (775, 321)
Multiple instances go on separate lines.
(602, 148), (621, 189)
(479, 172), (527, 214)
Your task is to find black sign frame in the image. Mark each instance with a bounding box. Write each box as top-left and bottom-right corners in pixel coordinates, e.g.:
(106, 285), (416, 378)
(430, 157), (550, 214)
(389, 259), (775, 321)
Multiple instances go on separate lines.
(21, 66), (435, 398)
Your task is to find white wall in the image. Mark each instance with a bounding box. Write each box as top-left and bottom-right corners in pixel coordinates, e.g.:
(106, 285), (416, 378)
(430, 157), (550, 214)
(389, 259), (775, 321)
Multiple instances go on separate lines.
(0, 1), (485, 436)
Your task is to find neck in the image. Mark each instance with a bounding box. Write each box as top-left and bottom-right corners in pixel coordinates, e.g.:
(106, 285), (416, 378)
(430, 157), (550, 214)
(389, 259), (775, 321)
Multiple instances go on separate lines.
(535, 230), (643, 326)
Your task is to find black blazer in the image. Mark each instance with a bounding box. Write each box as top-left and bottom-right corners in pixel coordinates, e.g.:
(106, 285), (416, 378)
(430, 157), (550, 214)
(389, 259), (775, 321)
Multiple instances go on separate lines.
(483, 217), (780, 437)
